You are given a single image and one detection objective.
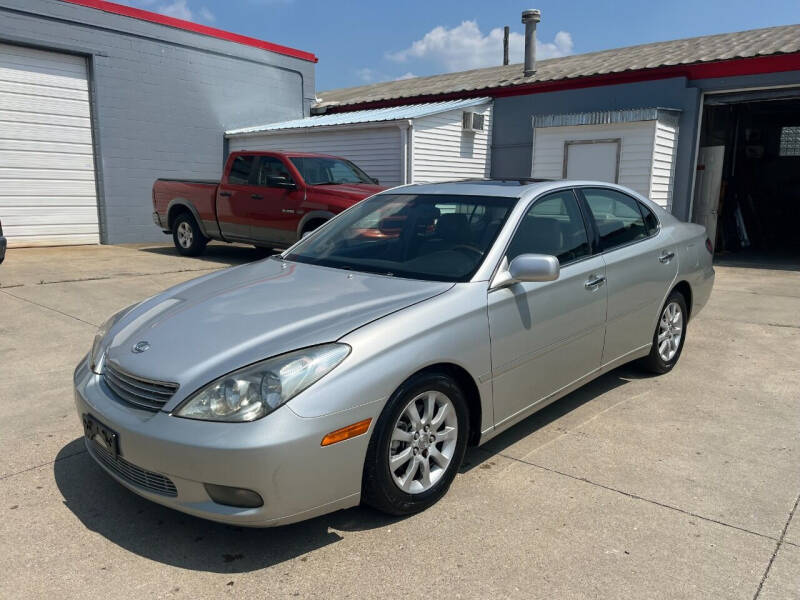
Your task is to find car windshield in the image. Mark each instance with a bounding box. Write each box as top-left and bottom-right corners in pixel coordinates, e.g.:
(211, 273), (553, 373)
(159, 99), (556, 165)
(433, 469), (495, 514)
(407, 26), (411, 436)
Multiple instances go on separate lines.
(290, 156), (375, 185)
(283, 194), (517, 282)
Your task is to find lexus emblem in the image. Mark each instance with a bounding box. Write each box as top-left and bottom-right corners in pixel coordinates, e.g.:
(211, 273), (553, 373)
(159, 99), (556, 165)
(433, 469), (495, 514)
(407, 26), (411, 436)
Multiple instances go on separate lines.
(132, 341), (151, 354)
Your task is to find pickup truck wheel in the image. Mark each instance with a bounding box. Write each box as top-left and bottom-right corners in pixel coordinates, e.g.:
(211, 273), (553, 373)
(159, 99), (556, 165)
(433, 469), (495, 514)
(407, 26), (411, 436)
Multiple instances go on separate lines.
(172, 213), (208, 256)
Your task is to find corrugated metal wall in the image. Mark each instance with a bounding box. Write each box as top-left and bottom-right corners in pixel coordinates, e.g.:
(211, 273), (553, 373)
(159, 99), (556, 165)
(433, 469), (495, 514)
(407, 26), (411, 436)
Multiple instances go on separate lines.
(0, 0), (314, 244)
(228, 127), (404, 187)
(412, 104), (492, 183)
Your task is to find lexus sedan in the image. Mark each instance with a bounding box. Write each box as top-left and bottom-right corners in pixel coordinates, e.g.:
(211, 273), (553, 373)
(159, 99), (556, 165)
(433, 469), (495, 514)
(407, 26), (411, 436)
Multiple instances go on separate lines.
(74, 179), (714, 526)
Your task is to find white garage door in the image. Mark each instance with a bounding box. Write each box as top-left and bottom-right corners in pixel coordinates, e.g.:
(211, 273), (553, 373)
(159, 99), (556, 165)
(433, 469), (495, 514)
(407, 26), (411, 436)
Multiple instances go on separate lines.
(0, 43), (99, 247)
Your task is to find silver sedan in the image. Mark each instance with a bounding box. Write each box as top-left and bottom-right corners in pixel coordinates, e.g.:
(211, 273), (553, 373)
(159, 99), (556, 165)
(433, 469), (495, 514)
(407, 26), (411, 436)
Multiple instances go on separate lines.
(74, 179), (714, 526)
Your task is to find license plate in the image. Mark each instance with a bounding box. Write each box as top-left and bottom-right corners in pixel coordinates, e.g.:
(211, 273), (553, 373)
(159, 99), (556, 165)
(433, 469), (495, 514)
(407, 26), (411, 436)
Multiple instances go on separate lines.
(83, 414), (120, 458)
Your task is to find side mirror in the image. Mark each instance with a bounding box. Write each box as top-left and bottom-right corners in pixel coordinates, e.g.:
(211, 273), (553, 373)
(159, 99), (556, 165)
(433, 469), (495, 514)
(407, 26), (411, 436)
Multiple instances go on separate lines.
(508, 254), (560, 283)
(371, 177), (379, 185)
(266, 176), (296, 190)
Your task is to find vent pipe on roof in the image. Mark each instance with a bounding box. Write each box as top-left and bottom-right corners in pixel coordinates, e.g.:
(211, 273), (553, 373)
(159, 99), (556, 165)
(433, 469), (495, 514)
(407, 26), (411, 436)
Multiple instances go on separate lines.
(503, 26), (510, 65)
(521, 9), (541, 77)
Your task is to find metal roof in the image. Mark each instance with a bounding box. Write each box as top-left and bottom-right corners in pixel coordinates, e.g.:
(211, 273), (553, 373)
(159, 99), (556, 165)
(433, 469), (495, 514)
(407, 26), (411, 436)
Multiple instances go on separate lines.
(315, 24), (800, 109)
(226, 97), (492, 136)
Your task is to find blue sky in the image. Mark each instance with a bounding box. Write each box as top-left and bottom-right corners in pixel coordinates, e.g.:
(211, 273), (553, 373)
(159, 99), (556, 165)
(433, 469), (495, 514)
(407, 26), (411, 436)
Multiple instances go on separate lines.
(122, 0), (800, 92)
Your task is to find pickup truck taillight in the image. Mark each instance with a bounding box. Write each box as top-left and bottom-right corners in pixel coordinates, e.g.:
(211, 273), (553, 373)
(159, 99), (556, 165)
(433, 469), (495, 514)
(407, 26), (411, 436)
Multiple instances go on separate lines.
(0, 218), (3, 236)
(705, 237), (713, 254)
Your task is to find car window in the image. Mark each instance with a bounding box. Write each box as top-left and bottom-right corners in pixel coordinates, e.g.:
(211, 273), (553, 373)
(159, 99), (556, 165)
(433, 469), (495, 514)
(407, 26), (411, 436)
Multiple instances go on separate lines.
(506, 190), (591, 265)
(285, 194), (516, 282)
(582, 188), (649, 251)
(256, 157), (293, 186)
(228, 155), (256, 185)
(638, 202), (659, 235)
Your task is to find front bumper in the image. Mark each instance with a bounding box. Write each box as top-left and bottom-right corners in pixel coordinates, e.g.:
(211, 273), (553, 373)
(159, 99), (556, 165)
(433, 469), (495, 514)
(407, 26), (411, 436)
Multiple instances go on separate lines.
(0, 235), (6, 263)
(73, 356), (380, 526)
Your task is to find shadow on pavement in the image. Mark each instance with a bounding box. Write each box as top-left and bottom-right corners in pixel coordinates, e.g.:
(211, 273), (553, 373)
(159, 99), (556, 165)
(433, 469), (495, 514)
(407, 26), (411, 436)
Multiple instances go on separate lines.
(135, 243), (278, 268)
(53, 438), (403, 573)
(459, 365), (644, 472)
(55, 364), (644, 572)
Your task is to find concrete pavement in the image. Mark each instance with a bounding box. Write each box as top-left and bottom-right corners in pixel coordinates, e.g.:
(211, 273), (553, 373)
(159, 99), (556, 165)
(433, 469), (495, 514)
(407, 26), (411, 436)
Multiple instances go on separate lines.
(1, 243), (798, 599)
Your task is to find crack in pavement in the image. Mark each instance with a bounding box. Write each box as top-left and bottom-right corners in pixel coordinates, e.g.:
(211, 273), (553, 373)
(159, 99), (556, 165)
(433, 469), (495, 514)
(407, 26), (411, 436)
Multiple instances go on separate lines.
(32, 266), (223, 286)
(0, 288), (98, 328)
(0, 448), (87, 481)
(752, 491), (800, 599)
(478, 446), (784, 545)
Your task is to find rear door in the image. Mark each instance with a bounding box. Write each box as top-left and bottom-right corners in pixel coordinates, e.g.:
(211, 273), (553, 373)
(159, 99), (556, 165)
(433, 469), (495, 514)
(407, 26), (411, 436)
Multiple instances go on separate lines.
(578, 187), (678, 365)
(249, 156), (305, 246)
(216, 154), (258, 241)
(488, 189), (607, 427)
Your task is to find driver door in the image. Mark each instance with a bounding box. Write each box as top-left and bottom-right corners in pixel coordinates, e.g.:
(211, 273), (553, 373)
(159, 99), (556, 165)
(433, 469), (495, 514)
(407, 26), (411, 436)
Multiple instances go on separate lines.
(249, 156), (304, 246)
(487, 189), (607, 428)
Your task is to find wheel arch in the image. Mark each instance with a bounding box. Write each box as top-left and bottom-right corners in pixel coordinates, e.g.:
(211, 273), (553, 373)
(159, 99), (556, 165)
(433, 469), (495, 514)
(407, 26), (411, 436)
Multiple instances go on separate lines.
(167, 200), (208, 237)
(404, 363), (483, 446)
(297, 210), (335, 237)
(671, 280), (693, 320)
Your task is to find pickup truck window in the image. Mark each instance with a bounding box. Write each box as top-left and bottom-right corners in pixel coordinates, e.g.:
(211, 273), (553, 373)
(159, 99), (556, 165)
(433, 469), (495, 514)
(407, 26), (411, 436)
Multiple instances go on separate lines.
(256, 157), (294, 185)
(228, 155), (256, 185)
(290, 156), (374, 185)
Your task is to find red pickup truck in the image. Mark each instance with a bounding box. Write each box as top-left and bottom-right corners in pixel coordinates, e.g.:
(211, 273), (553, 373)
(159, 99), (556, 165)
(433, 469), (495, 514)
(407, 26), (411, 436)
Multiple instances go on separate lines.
(152, 151), (386, 255)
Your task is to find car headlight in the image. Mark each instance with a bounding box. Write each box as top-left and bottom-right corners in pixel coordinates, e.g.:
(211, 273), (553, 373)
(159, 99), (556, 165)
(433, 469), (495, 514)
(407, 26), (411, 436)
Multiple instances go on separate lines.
(90, 306), (135, 374)
(174, 344), (351, 423)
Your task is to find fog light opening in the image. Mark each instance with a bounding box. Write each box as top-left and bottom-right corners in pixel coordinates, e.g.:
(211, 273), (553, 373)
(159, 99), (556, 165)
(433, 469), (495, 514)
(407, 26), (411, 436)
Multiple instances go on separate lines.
(204, 483), (263, 508)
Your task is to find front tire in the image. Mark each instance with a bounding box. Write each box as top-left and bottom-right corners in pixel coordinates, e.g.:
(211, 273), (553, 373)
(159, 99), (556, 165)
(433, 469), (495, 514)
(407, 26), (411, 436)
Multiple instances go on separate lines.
(172, 213), (208, 257)
(639, 290), (688, 374)
(362, 372), (469, 516)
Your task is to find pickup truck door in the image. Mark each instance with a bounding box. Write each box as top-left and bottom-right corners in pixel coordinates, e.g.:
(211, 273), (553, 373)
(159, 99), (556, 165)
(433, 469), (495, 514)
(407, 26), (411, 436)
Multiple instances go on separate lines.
(249, 156), (305, 246)
(216, 154), (260, 242)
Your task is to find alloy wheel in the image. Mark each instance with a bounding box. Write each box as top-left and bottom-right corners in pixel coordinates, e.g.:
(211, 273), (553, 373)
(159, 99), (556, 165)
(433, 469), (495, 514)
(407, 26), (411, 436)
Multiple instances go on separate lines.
(388, 390), (458, 494)
(657, 301), (683, 362)
(176, 221), (194, 248)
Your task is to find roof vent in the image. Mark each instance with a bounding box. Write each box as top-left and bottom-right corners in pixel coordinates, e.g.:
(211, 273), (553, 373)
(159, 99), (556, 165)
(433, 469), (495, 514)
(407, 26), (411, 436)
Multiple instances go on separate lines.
(462, 111), (485, 132)
(522, 9), (541, 77)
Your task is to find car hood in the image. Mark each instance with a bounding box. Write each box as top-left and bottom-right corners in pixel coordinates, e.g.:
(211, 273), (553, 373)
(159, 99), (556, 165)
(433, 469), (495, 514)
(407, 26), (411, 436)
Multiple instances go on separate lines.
(102, 258), (451, 400)
(307, 183), (386, 202)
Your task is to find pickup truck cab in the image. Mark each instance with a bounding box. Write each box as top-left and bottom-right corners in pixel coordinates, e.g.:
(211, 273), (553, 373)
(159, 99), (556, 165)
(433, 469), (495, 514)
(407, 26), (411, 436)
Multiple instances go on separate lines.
(153, 151), (386, 256)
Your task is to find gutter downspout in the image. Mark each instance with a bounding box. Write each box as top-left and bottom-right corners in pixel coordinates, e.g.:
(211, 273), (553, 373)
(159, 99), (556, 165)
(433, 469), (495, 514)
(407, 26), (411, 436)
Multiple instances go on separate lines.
(398, 120), (413, 184)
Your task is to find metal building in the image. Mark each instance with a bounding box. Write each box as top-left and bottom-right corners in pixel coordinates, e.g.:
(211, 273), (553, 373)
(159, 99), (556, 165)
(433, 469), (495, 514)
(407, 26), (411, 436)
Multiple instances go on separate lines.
(313, 21), (800, 261)
(0, 0), (316, 246)
(226, 98), (493, 187)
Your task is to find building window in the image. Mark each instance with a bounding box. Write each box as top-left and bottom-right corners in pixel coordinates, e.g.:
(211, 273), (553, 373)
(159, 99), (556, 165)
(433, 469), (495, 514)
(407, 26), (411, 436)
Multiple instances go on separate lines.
(779, 126), (800, 157)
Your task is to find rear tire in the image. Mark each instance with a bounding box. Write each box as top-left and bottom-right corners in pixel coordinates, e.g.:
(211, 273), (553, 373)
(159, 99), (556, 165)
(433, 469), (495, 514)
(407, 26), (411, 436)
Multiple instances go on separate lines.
(639, 290), (688, 374)
(362, 372), (469, 516)
(172, 213), (208, 257)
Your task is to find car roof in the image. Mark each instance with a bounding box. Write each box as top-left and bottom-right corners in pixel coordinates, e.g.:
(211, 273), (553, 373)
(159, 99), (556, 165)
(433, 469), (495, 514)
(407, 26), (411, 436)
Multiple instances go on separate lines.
(231, 150), (346, 159)
(385, 178), (644, 199)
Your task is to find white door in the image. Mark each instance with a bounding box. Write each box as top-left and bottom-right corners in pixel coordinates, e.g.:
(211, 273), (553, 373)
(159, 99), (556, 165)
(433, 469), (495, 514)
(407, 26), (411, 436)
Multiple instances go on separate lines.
(565, 140), (620, 182)
(691, 146), (725, 247)
(0, 43), (99, 247)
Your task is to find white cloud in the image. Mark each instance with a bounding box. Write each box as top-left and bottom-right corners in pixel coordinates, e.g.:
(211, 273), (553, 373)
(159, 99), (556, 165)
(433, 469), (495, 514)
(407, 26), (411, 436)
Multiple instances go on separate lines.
(395, 72), (417, 80)
(356, 67), (378, 83)
(198, 6), (215, 23)
(387, 20), (573, 72)
(157, 0), (193, 20)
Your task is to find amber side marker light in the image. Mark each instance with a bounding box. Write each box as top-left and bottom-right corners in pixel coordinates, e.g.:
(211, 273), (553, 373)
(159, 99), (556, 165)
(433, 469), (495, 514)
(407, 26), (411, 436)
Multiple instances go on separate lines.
(321, 418), (372, 446)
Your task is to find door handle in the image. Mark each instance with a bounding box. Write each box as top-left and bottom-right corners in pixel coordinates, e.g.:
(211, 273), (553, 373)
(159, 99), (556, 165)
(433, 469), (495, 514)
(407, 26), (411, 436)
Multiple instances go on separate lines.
(251, 194), (264, 200)
(659, 251), (675, 263)
(584, 275), (606, 289)
(218, 191), (232, 197)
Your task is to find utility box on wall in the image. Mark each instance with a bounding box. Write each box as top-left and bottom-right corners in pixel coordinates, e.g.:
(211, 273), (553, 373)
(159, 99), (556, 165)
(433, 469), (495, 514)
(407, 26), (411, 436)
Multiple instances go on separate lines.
(531, 108), (681, 209)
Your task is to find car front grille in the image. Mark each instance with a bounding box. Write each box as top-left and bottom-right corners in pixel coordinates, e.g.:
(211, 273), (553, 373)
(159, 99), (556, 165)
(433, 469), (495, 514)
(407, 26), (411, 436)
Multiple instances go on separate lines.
(88, 439), (178, 497)
(102, 362), (179, 412)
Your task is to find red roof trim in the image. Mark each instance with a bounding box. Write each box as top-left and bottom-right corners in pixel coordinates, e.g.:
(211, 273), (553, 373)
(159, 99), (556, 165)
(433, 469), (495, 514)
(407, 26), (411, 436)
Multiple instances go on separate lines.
(323, 52), (800, 113)
(59, 0), (318, 63)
